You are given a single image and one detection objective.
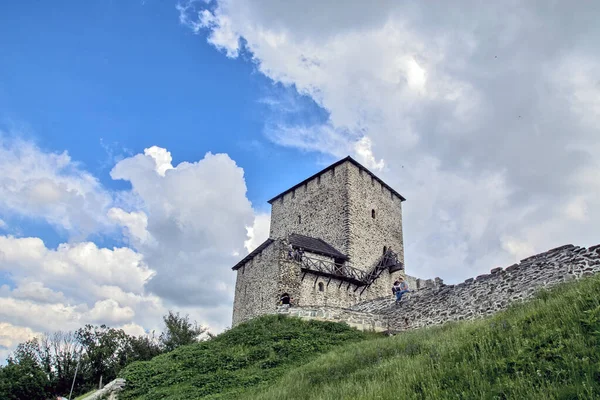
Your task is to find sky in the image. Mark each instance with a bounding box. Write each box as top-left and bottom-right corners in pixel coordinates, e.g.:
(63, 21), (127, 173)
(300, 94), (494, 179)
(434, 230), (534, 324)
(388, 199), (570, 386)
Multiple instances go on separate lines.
(1, 0), (599, 360)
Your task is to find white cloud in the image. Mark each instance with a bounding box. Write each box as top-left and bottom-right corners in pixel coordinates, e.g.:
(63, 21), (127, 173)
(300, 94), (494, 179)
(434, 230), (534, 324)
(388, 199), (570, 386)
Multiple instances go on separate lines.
(0, 235), (159, 333)
(110, 150), (254, 309)
(0, 142), (265, 358)
(0, 137), (113, 238)
(7, 280), (66, 304)
(108, 208), (152, 244)
(86, 299), (135, 324)
(185, 0), (600, 282)
(144, 146), (174, 177)
(0, 323), (41, 362)
(0, 112), (296, 366)
(244, 212), (271, 252)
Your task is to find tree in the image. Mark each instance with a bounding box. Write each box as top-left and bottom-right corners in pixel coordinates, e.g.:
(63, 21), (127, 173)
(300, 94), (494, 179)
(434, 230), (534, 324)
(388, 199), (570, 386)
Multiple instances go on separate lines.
(49, 331), (82, 396)
(0, 357), (50, 400)
(124, 331), (162, 363)
(159, 311), (212, 352)
(75, 325), (130, 388)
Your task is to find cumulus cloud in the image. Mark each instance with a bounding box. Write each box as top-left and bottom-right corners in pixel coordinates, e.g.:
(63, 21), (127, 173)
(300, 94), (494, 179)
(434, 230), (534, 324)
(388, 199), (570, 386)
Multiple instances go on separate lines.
(0, 235), (161, 333)
(244, 212), (271, 253)
(0, 323), (41, 362)
(183, 0), (600, 281)
(110, 151), (254, 313)
(0, 137), (113, 238)
(0, 142), (263, 359)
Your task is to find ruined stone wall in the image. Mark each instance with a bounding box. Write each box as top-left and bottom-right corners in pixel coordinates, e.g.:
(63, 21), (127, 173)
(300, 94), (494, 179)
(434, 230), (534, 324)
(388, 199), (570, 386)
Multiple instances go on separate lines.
(269, 162), (350, 255)
(232, 241), (281, 326)
(276, 305), (388, 332)
(347, 162), (404, 271)
(351, 244), (600, 332)
(296, 265), (413, 309)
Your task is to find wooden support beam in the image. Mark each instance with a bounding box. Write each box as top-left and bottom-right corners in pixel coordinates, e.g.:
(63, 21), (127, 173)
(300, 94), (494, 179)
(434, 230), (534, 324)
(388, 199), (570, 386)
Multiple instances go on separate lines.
(301, 271), (307, 282)
(326, 277), (332, 288)
(338, 280), (343, 289)
(313, 275), (319, 288)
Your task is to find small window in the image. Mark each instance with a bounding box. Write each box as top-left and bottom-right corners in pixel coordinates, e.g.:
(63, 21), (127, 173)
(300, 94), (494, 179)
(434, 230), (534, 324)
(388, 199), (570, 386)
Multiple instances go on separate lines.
(371, 209), (376, 219)
(298, 215), (301, 224)
(318, 282), (324, 292)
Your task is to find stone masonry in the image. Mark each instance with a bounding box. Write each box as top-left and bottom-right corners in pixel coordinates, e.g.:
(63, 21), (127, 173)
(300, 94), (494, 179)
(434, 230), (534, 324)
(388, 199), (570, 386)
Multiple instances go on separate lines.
(230, 157), (600, 335)
(231, 156), (408, 326)
(352, 243), (600, 332)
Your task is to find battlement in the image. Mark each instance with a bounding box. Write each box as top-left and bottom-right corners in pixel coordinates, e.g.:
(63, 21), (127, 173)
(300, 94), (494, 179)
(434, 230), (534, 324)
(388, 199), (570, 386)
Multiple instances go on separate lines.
(353, 243), (600, 332)
(231, 156), (408, 326)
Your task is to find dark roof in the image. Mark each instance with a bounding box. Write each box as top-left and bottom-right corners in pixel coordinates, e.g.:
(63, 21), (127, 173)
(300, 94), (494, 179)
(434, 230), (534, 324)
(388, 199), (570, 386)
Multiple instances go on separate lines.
(267, 156), (406, 204)
(289, 233), (348, 260)
(232, 239), (274, 270)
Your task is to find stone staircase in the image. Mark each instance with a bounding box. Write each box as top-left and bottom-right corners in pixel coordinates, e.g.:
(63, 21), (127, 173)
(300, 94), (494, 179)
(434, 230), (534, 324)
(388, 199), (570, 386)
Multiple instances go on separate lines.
(351, 296), (396, 313)
(358, 250), (403, 295)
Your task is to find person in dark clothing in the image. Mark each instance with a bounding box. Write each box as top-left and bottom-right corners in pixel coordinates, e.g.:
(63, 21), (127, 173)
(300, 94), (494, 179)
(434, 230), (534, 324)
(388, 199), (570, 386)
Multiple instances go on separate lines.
(394, 277), (409, 304)
(279, 293), (291, 305)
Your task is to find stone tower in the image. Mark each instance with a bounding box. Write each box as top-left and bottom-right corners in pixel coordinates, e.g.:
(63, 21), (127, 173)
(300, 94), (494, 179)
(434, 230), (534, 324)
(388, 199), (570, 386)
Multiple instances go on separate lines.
(231, 156), (406, 326)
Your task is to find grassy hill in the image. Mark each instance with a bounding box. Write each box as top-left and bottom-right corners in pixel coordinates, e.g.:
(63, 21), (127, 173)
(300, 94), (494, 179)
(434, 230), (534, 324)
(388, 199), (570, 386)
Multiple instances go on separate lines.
(121, 275), (600, 399)
(119, 315), (375, 399)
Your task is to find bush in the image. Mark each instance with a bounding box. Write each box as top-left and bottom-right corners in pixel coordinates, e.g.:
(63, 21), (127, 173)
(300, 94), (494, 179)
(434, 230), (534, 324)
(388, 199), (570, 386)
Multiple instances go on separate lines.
(120, 315), (374, 399)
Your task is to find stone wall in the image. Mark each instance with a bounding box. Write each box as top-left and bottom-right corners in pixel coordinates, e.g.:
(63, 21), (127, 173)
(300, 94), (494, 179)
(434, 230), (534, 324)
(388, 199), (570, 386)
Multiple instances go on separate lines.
(269, 162), (350, 255)
(352, 244), (600, 332)
(232, 241), (281, 326)
(276, 305), (388, 332)
(347, 162), (405, 270)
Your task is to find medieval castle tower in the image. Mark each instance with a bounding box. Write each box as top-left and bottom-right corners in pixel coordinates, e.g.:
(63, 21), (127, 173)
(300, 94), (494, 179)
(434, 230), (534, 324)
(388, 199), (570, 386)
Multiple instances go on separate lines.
(231, 156), (407, 326)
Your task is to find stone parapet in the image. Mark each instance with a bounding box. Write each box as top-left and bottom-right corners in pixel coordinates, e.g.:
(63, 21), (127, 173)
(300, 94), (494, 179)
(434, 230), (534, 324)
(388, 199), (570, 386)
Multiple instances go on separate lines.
(350, 243), (600, 332)
(276, 305), (389, 332)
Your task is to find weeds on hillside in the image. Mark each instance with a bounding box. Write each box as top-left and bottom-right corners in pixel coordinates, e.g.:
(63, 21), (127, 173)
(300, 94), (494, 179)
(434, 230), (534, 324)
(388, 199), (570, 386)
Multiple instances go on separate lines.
(120, 276), (600, 400)
(246, 276), (600, 400)
(119, 315), (375, 399)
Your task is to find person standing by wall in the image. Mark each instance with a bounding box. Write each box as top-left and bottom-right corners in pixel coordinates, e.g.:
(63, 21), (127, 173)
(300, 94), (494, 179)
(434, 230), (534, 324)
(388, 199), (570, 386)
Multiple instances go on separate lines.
(395, 277), (409, 304)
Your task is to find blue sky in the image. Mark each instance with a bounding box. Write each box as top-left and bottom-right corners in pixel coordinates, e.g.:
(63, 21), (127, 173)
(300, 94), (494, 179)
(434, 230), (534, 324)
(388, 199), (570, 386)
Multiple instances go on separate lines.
(0, 0), (324, 221)
(1, 0), (599, 360)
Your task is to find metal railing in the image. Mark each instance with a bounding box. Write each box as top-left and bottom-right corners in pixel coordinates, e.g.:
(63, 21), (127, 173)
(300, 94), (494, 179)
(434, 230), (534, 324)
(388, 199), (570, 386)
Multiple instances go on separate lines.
(288, 249), (404, 288)
(298, 255), (367, 283)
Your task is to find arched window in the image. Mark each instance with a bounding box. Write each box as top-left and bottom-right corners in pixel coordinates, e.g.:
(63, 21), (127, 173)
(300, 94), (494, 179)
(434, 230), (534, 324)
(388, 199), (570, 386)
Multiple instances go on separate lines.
(371, 209), (376, 219)
(318, 282), (324, 292)
(298, 215), (301, 224)
(280, 293), (290, 305)
(383, 246), (387, 255)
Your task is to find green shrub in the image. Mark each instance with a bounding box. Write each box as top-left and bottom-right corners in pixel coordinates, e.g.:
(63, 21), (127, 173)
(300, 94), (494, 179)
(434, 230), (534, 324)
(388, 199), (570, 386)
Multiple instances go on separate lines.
(249, 275), (600, 399)
(119, 314), (374, 399)
(121, 275), (600, 399)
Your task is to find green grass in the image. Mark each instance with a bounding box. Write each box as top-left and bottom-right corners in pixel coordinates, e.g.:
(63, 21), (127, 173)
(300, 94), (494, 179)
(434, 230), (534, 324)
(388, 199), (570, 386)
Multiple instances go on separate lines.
(119, 315), (375, 399)
(121, 275), (600, 400)
(74, 389), (97, 399)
